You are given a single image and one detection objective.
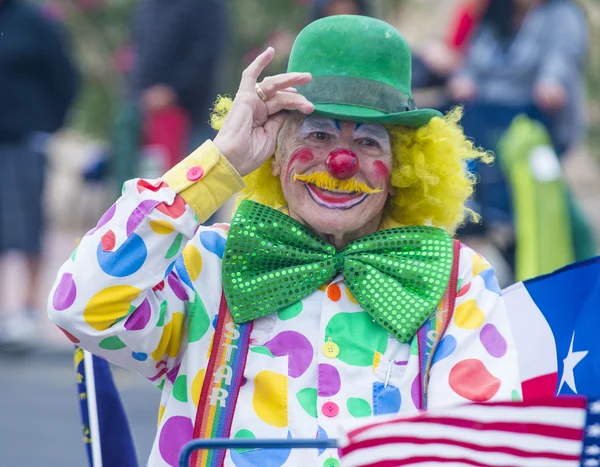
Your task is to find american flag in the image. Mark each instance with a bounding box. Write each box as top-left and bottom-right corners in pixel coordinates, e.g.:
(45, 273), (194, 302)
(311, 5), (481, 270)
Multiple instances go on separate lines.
(341, 397), (600, 467)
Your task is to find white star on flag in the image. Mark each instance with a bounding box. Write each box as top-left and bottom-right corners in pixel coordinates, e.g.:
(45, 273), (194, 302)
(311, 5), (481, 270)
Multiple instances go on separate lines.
(558, 332), (588, 393)
(584, 459), (600, 467)
(586, 445), (600, 456)
(591, 401), (600, 415)
(589, 424), (600, 438)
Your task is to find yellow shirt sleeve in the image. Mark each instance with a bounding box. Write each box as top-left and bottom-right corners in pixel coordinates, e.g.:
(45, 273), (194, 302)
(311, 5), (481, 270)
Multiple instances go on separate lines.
(162, 140), (245, 223)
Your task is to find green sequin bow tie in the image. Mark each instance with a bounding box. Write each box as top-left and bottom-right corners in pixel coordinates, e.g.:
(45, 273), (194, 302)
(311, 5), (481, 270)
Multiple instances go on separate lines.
(222, 200), (454, 343)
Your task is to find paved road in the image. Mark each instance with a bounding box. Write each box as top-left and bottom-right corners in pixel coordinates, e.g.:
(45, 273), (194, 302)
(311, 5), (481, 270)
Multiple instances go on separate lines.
(0, 350), (159, 467)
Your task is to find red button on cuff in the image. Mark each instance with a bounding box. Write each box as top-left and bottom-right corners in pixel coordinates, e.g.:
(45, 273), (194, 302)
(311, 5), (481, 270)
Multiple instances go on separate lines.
(322, 401), (339, 418)
(186, 166), (204, 181)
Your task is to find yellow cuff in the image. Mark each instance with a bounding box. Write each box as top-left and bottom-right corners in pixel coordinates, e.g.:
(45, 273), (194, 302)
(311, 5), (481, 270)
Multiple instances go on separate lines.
(162, 140), (245, 223)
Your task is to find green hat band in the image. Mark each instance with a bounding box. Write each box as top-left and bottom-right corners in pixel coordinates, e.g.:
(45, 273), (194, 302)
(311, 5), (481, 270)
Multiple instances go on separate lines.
(298, 76), (417, 114)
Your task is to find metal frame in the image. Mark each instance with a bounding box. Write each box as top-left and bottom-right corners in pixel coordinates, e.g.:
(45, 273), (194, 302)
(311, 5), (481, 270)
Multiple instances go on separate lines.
(178, 438), (339, 467)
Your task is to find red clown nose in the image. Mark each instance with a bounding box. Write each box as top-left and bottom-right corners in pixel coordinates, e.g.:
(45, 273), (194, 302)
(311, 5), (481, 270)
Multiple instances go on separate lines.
(326, 149), (359, 180)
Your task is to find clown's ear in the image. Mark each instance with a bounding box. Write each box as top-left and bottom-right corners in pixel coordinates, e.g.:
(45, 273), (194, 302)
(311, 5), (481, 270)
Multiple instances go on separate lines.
(271, 157), (282, 177)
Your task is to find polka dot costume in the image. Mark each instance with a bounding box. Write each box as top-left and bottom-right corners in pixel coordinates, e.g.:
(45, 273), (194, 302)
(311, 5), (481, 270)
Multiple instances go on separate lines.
(48, 152), (521, 466)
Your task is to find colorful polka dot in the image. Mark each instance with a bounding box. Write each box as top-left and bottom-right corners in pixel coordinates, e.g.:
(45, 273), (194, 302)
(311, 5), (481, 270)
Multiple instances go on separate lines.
(230, 431), (292, 467)
(158, 416), (193, 467)
(191, 369), (205, 407)
(347, 398), (372, 417)
(479, 323), (507, 358)
(372, 351), (382, 371)
(182, 245), (202, 281)
(84, 285), (141, 331)
(373, 382), (401, 415)
(101, 230), (116, 251)
(150, 220), (175, 235)
(448, 359), (501, 402)
(87, 203), (116, 235)
(252, 370), (288, 427)
(316, 426), (328, 455)
(511, 389), (521, 401)
(456, 281), (471, 298)
(53, 273), (77, 311)
(265, 331), (313, 378)
(99, 336), (127, 350)
(410, 374), (420, 408)
(172, 375), (187, 402)
(249, 346), (274, 357)
(157, 301), (167, 326)
(318, 363), (341, 397)
(277, 301), (303, 320)
(132, 351), (147, 361)
(165, 233), (183, 259)
(174, 254), (194, 289)
(296, 387), (317, 418)
(326, 312), (388, 366)
(480, 267), (502, 295)
(432, 334), (457, 364)
(58, 326), (80, 344)
(152, 312), (185, 361)
(454, 299), (485, 330)
(200, 231), (226, 258)
(344, 286), (359, 304)
(157, 404), (166, 426)
(124, 299), (151, 331)
(471, 252), (490, 276)
(156, 194), (187, 219)
(136, 179), (167, 193)
(188, 295), (210, 342)
(167, 272), (188, 301)
(327, 283), (341, 301)
(127, 200), (160, 236)
(233, 429), (256, 453)
(96, 233), (147, 277)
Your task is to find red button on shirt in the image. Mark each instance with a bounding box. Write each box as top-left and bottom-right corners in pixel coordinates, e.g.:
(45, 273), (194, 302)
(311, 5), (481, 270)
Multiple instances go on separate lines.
(186, 166), (204, 181)
(322, 401), (339, 418)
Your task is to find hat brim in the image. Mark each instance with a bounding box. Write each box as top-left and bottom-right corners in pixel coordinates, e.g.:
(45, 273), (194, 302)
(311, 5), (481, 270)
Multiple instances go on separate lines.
(312, 103), (442, 128)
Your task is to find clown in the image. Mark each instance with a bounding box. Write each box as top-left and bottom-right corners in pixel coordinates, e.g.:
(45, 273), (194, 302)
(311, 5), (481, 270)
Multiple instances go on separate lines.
(49, 16), (521, 467)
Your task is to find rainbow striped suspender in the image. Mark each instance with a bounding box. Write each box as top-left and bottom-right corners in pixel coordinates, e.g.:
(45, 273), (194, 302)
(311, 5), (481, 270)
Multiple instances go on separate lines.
(191, 292), (252, 467)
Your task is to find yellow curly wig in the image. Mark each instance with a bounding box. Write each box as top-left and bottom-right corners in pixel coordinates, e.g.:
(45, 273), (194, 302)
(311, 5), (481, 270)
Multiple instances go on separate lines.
(210, 96), (491, 233)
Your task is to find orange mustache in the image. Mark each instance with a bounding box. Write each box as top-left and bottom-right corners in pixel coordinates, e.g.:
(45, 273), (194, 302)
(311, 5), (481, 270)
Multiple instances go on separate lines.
(294, 171), (382, 194)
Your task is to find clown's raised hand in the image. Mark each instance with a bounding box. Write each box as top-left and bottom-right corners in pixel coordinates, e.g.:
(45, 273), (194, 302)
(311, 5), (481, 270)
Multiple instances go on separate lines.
(213, 48), (314, 177)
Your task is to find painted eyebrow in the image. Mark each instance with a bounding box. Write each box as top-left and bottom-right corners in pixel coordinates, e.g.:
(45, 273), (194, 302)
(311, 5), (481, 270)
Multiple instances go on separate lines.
(354, 123), (390, 142)
(300, 117), (340, 134)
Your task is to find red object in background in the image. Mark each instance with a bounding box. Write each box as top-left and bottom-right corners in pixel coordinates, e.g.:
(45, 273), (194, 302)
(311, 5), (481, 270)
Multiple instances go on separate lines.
(446, 0), (488, 52)
(326, 149), (359, 180)
(142, 106), (191, 170)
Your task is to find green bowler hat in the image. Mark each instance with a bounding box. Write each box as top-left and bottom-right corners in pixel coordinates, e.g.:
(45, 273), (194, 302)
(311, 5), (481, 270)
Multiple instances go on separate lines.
(288, 15), (442, 128)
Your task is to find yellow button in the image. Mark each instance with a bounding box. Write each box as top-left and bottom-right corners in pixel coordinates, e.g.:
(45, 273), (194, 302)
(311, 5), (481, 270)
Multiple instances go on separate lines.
(322, 341), (339, 358)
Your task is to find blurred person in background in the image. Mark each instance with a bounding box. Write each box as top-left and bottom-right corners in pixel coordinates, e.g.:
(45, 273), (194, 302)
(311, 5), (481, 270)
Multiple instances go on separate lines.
(0, 0), (78, 349)
(445, 0), (595, 278)
(411, 0), (489, 89)
(126, 0), (227, 170)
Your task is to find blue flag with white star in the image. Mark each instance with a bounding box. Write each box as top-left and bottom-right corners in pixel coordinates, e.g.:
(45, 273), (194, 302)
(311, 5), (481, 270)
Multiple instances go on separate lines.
(504, 257), (600, 401)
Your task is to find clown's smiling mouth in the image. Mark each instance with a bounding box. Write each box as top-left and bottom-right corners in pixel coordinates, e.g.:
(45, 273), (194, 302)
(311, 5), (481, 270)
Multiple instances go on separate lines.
(305, 183), (369, 210)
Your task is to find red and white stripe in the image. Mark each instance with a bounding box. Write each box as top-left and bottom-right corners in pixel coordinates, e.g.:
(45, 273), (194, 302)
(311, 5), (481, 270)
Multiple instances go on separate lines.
(341, 398), (587, 467)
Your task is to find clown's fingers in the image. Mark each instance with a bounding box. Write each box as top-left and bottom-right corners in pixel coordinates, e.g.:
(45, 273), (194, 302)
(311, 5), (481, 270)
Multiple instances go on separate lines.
(259, 73), (312, 99)
(238, 47), (275, 93)
(265, 91), (314, 116)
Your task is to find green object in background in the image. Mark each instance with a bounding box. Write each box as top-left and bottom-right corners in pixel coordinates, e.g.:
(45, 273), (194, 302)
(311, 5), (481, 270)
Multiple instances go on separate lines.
(111, 102), (141, 197)
(498, 116), (575, 281)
